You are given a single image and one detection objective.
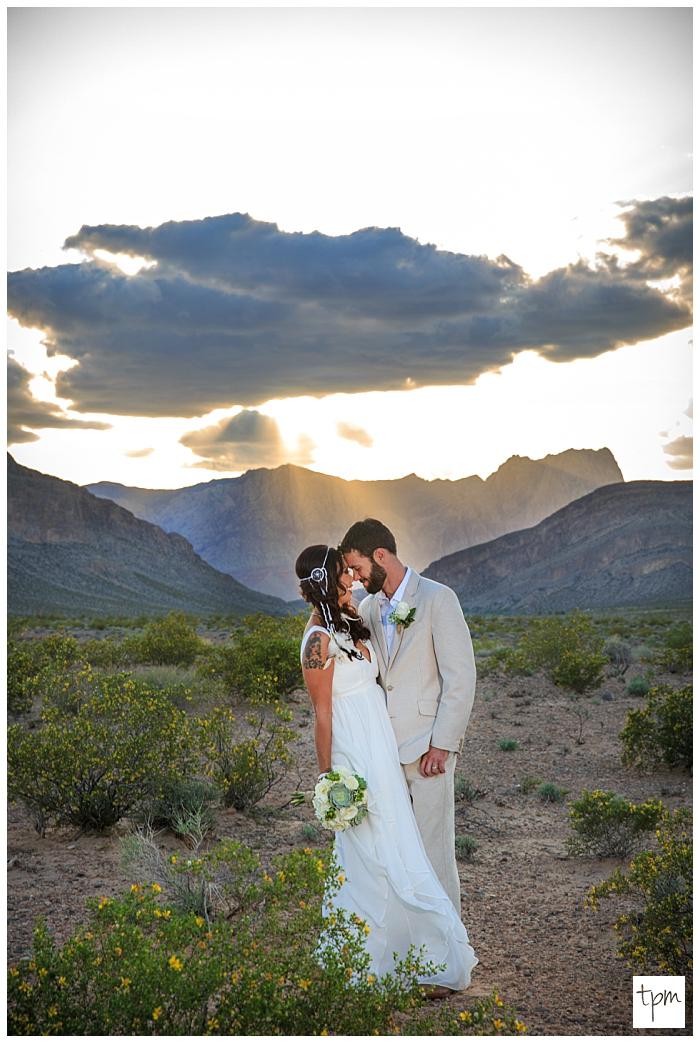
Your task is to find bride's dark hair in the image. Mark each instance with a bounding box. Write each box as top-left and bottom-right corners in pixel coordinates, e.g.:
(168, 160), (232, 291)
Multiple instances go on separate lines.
(295, 544), (370, 657)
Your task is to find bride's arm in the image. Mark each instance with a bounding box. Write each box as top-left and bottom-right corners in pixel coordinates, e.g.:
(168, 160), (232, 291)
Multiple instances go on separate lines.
(301, 629), (334, 775)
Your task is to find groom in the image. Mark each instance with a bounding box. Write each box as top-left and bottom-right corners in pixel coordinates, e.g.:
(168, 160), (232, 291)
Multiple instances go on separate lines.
(339, 518), (476, 915)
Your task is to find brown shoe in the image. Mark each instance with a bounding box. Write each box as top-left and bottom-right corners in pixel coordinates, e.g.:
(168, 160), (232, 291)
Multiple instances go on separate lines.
(420, 985), (455, 1000)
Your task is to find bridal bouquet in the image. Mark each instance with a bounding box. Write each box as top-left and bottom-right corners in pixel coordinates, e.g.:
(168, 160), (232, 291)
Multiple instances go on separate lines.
(291, 765), (368, 831)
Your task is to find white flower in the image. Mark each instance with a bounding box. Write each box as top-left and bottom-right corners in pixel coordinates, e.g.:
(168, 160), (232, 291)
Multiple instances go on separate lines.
(315, 778), (332, 797)
(344, 775), (359, 791)
(339, 805), (358, 821)
(392, 601), (411, 621)
(332, 764), (352, 779)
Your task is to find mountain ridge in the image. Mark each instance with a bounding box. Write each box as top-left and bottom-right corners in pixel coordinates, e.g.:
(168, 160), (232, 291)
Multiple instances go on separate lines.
(423, 480), (692, 613)
(87, 448), (624, 599)
(7, 455), (289, 618)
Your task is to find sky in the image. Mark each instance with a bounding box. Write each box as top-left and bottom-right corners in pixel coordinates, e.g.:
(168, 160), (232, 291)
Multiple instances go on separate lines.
(7, 4), (693, 490)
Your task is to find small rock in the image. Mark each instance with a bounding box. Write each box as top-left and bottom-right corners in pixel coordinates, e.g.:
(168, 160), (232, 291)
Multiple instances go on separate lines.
(601, 691), (614, 702)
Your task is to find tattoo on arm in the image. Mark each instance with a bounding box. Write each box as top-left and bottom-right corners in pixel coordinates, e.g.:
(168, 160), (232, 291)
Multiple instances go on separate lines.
(303, 632), (325, 670)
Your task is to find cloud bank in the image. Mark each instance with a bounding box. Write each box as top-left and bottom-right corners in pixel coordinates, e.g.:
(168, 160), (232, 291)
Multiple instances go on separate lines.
(7, 198), (692, 420)
(180, 409), (315, 470)
(7, 354), (111, 445)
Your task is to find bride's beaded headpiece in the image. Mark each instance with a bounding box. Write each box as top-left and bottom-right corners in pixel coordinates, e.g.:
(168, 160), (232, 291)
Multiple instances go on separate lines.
(300, 545), (335, 632)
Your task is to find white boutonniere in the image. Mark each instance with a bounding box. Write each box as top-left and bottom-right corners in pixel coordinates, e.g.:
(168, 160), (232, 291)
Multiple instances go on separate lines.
(388, 601), (416, 629)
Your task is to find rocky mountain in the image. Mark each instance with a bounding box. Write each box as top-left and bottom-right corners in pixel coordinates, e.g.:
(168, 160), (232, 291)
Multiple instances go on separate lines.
(7, 455), (289, 618)
(424, 481), (692, 614)
(87, 448), (624, 600)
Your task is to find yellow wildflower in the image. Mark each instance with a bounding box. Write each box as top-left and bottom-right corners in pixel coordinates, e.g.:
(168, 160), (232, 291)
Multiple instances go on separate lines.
(299, 979), (311, 990)
(169, 955), (183, 972)
(153, 1008), (162, 1021)
(152, 883), (162, 893)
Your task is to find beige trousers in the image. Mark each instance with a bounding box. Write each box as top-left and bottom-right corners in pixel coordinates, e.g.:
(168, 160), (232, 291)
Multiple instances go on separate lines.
(402, 752), (461, 914)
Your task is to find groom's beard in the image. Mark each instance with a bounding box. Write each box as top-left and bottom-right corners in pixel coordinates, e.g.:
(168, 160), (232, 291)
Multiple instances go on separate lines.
(365, 560), (387, 595)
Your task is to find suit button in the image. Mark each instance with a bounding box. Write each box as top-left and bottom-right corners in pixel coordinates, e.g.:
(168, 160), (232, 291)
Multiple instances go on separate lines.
(387, 685), (393, 691)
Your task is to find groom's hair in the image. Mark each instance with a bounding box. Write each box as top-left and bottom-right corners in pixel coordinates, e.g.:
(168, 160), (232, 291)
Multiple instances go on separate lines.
(339, 518), (397, 558)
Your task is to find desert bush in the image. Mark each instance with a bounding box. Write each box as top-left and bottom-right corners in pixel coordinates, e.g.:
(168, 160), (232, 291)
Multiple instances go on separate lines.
(476, 648), (509, 678)
(586, 807), (692, 978)
(7, 843), (525, 1036)
(654, 622), (692, 674)
(7, 628), (90, 714)
(626, 674), (651, 697)
(604, 636), (633, 677)
(454, 775), (485, 803)
(136, 612), (206, 666)
(506, 611), (606, 694)
(7, 674), (199, 835)
(204, 635), (303, 702)
(300, 823), (320, 842)
(238, 611), (308, 641)
(619, 684), (693, 772)
(537, 782), (568, 803)
(566, 789), (664, 859)
(136, 777), (219, 838)
(7, 632), (43, 714)
(497, 739), (519, 752)
(519, 774), (542, 795)
(455, 835), (478, 861)
(199, 703), (297, 811)
(80, 636), (135, 669)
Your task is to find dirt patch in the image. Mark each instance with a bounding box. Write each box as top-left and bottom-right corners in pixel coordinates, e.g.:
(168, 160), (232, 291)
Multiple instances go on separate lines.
(7, 670), (692, 1036)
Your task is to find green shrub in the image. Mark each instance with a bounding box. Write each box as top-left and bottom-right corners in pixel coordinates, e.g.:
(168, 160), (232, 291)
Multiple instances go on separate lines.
(81, 636), (134, 669)
(506, 611), (606, 694)
(7, 674), (199, 835)
(537, 782), (568, 803)
(7, 633), (42, 714)
(300, 823), (320, 842)
(138, 777), (219, 838)
(586, 807), (692, 977)
(454, 775), (484, 803)
(6, 843), (526, 1036)
(455, 835), (478, 861)
(137, 612), (205, 666)
(604, 637), (632, 677)
(199, 704), (297, 811)
(204, 635), (303, 702)
(619, 684), (693, 772)
(566, 789), (664, 859)
(653, 623), (692, 674)
(497, 739), (519, 751)
(7, 628), (87, 714)
(519, 774), (542, 795)
(626, 674), (651, 697)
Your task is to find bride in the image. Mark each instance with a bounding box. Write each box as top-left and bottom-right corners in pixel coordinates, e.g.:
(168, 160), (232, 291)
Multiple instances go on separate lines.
(295, 544), (478, 995)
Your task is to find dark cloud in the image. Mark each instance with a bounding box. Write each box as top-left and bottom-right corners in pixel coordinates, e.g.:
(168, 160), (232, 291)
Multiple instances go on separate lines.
(124, 447), (154, 458)
(7, 198), (692, 418)
(607, 196), (692, 303)
(662, 434), (693, 471)
(7, 354), (111, 445)
(336, 422), (373, 448)
(180, 409), (315, 471)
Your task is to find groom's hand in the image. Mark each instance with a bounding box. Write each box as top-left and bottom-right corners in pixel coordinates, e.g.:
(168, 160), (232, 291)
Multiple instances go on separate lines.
(419, 745), (449, 778)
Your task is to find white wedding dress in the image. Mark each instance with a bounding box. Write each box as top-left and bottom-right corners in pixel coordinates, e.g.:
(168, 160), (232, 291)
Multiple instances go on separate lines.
(302, 627), (478, 991)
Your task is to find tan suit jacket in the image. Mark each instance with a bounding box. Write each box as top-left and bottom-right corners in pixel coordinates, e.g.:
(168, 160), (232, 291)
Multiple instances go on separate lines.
(359, 570), (476, 764)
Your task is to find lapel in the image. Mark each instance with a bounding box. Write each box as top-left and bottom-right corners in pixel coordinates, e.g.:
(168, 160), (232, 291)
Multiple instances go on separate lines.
(387, 569), (420, 671)
(369, 593), (389, 673)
